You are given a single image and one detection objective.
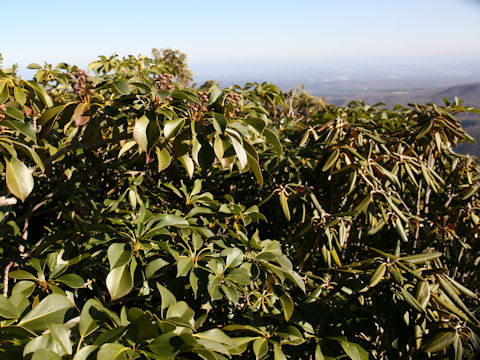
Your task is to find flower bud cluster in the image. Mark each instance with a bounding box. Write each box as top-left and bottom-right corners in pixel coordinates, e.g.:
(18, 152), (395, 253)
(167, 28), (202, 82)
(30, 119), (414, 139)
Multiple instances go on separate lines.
(70, 69), (95, 98)
(225, 92), (242, 117)
(187, 91), (209, 114)
(154, 73), (175, 92)
(0, 104), (6, 121)
(198, 91), (209, 104)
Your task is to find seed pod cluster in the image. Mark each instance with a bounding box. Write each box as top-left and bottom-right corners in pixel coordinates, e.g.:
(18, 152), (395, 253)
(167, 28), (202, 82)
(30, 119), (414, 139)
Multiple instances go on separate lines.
(188, 91), (209, 114)
(0, 104), (6, 120)
(225, 91), (242, 117)
(198, 91), (209, 104)
(70, 69), (95, 98)
(153, 73), (175, 92)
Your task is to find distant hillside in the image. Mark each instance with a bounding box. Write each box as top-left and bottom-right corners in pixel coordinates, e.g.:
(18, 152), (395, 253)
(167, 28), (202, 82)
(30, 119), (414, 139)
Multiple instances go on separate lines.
(326, 82), (480, 157)
(326, 82), (480, 108)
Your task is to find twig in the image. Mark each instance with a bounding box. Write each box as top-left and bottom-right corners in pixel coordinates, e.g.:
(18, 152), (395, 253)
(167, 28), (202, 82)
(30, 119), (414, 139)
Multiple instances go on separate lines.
(0, 196), (17, 207)
(3, 261), (13, 297)
(424, 186), (431, 215)
(414, 180), (423, 245)
(44, 133), (130, 166)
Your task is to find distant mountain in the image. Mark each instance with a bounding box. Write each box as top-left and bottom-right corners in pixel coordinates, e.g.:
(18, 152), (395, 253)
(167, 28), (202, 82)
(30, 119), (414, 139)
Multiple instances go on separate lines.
(325, 82), (480, 108)
(433, 83), (480, 106)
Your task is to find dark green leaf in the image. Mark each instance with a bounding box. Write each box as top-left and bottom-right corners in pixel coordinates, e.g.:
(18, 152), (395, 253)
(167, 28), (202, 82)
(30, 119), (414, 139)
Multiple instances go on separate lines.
(112, 80), (131, 95)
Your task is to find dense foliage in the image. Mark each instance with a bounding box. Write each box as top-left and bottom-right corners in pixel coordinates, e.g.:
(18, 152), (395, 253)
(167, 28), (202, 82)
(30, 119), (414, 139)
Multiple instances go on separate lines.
(0, 50), (479, 359)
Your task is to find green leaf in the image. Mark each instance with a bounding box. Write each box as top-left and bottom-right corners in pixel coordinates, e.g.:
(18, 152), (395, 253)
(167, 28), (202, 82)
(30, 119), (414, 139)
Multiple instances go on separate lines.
(9, 269), (37, 280)
(97, 343), (129, 360)
(179, 154), (194, 178)
(273, 342), (287, 360)
(369, 263), (386, 288)
(421, 331), (457, 353)
(229, 136), (248, 170)
(79, 299), (104, 338)
(253, 338), (268, 359)
(156, 283), (176, 311)
(243, 118), (266, 134)
(126, 308), (159, 343)
(193, 136), (216, 170)
(1, 119), (36, 142)
(206, 86), (223, 106)
(163, 118), (185, 140)
(55, 274), (84, 288)
(286, 271), (305, 293)
(73, 345), (98, 360)
(322, 148), (340, 172)
(337, 337), (369, 360)
(0, 80), (9, 103)
(212, 112), (227, 133)
(156, 214), (189, 228)
(0, 295), (20, 319)
(93, 326), (128, 347)
(19, 294), (74, 331)
(112, 80), (131, 95)
(401, 287), (425, 313)
(118, 140), (136, 158)
(106, 264), (133, 300)
(353, 193), (372, 215)
(5, 106), (24, 121)
(145, 258), (169, 279)
(394, 218), (408, 243)
(415, 280), (431, 309)
(27, 63), (42, 69)
(38, 104), (66, 126)
(133, 115), (150, 153)
(279, 293), (294, 321)
(32, 349), (61, 360)
(315, 344), (325, 360)
(279, 191), (290, 221)
(171, 89), (201, 105)
(107, 243), (132, 270)
(166, 301), (194, 322)
(195, 328), (234, 346)
(177, 256), (194, 277)
(14, 86), (26, 105)
(48, 323), (72, 355)
(156, 147), (171, 172)
(6, 157), (34, 202)
(221, 284), (238, 304)
(399, 252), (442, 264)
(245, 143), (263, 187)
(12, 280), (35, 297)
(264, 127), (282, 155)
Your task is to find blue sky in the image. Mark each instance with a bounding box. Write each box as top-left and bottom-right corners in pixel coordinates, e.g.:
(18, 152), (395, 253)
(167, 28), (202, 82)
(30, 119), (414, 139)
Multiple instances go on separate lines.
(2, 0), (480, 72)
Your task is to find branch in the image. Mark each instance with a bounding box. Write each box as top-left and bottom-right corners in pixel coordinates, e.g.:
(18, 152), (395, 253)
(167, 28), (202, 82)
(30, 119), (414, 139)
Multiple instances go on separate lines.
(3, 261), (13, 297)
(44, 133), (130, 166)
(0, 196), (17, 207)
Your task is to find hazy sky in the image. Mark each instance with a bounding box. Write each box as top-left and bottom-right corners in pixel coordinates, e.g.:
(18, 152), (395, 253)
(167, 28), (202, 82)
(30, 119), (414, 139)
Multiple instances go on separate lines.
(1, 0), (480, 69)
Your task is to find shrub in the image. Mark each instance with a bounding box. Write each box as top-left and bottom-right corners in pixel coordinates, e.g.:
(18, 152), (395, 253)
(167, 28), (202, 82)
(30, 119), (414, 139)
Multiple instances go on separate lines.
(0, 50), (479, 359)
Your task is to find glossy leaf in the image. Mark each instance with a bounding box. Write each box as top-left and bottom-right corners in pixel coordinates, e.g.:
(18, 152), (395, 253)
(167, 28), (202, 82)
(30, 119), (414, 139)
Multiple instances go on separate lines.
(19, 294), (73, 331)
(106, 264), (133, 300)
(6, 156), (34, 202)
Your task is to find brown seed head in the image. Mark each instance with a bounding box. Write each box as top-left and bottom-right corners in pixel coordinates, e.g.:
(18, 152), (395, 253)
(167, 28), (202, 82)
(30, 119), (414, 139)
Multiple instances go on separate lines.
(154, 73), (175, 92)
